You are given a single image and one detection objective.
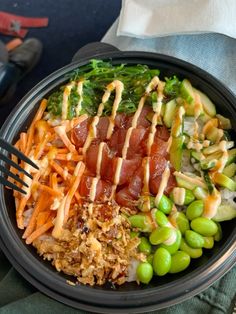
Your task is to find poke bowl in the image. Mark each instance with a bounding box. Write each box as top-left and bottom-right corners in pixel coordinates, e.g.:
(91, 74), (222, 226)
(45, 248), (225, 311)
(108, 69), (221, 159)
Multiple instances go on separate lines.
(0, 43), (235, 313)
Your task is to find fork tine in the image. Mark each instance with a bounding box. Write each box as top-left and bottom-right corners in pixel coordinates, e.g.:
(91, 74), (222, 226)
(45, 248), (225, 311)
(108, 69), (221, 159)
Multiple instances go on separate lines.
(0, 176), (26, 195)
(0, 152), (33, 179)
(0, 138), (39, 170)
(0, 164), (29, 187)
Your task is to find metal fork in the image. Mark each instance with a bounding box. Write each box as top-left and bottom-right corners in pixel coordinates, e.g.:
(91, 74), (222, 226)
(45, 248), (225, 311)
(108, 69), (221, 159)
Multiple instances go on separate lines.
(0, 138), (39, 194)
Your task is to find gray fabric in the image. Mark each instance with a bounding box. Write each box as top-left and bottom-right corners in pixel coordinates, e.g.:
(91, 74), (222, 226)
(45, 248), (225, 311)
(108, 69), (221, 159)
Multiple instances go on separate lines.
(102, 19), (236, 95)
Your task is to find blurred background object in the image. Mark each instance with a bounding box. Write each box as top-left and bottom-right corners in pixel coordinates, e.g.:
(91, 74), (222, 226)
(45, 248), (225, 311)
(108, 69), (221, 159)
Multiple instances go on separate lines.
(0, 0), (121, 125)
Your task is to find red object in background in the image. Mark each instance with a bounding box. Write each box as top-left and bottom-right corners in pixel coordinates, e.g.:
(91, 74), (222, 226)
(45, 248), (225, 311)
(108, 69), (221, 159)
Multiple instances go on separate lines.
(0, 11), (48, 38)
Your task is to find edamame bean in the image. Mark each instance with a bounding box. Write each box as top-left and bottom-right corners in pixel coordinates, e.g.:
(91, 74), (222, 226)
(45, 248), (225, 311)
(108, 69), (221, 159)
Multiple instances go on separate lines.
(136, 262), (153, 284)
(147, 254), (154, 265)
(184, 189), (195, 205)
(138, 196), (155, 212)
(169, 251), (191, 273)
(160, 230), (182, 254)
(214, 222), (222, 242)
(186, 200), (204, 220)
(185, 230), (204, 248)
(153, 248), (171, 276)
(130, 231), (140, 238)
(129, 214), (153, 232)
(138, 237), (152, 255)
(155, 210), (169, 226)
(180, 238), (203, 258)
(149, 226), (174, 245)
(191, 217), (218, 236)
(156, 195), (173, 214)
(203, 236), (214, 249)
(176, 212), (190, 235)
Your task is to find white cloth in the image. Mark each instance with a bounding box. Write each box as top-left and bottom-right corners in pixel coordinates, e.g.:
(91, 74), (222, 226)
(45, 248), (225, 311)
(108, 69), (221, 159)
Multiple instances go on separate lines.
(102, 2), (236, 95)
(117, 0), (236, 39)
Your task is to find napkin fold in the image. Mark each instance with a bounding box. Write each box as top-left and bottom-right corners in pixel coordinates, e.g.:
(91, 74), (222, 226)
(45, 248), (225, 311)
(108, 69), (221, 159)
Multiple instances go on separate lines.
(117, 0), (236, 39)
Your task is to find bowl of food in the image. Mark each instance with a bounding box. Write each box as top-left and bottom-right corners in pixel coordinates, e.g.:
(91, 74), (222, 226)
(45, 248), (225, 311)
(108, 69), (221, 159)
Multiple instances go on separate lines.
(0, 43), (235, 313)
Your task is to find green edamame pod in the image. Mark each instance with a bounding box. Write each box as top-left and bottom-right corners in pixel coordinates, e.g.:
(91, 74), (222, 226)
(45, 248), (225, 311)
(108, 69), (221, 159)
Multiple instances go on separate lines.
(176, 212), (190, 235)
(185, 230), (205, 248)
(186, 200), (204, 220)
(149, 227), (174, 245)
(191, 217), (218, 236)
(130, 231), (140, 239)
(153, 248), (171, 276)
(147, 254), (154, 265)
(214, 222), (222, 242)
(136, 262), (153, 284)
(169, 251), (191, 273)
(156, 195), (173, 214)
(155, 210), (169, 226)
(138, 237), (152, 255)
(203, 236), (214, 249)
(184, 189), (195, 205)
(129, 214), (153, 233)
(160, 230), (182, 254)
(180, 238), (203, 258)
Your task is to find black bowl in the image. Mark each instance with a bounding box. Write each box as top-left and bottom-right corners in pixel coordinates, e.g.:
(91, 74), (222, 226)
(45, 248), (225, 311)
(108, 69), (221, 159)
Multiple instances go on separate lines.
(0, 43), (236, 313)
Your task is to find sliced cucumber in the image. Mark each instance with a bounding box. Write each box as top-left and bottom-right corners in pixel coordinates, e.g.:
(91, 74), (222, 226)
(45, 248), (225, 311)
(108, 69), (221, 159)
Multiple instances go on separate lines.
(169, 136), (185, 171)
(191, 151), (202, 162)
(212, 173), (236, 191)
(223, 163), (236, 178)
(163, 99), (177, 128)
(193, 187), (208, 200)
(200, 159), (217, 170)
(203, 141), (234, 155)
(193, 88), (216, 117)
(203, 172), (214, 193)
(175, 173), (206, 190)
(212, 203), (236, 222)
(226, 148), (236, 166)
(206, 127), (222, 143)
(180, 79), (194, 104)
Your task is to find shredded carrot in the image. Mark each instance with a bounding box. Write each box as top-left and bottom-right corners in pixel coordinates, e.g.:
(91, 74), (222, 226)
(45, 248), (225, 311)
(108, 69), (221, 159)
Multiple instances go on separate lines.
(54, 125), (76, 153)
(19, 132), (27, 154)
(36, 211), (52, 229)
(23, 194), (52, 239)
(50, 160), (71, 181)
(55, 153), (83, 162)
(26, 220), (54, 245)
(38, 183), (62, 197)
(63, 162), (85, 223)
(52, 162), (85, 239)
(25, 99), (47, 155)
(34, 133), (50, 159)
(16, 171), (41, 229)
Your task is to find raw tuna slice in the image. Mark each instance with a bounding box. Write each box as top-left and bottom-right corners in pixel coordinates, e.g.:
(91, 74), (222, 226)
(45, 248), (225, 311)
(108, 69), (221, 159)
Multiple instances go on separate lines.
(79, 175), (112, 201)
(71, 118), (90, 147)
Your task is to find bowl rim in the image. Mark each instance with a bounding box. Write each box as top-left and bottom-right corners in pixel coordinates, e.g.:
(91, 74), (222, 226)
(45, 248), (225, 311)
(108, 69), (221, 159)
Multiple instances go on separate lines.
(0, 50), (236, 312)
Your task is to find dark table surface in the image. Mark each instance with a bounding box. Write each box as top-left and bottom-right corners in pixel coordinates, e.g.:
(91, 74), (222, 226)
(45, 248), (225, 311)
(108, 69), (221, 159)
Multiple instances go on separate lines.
(0, 0), (121, 126)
